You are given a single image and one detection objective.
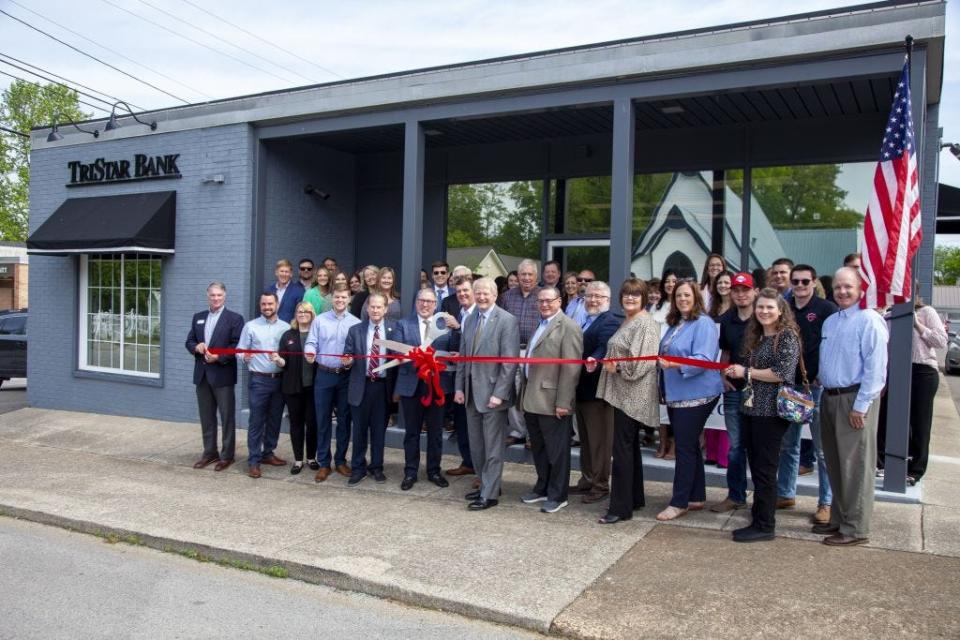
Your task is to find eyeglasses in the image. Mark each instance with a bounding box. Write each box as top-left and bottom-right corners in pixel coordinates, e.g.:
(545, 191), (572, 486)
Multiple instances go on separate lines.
(585, 294), (609, 300)
(296, 310), (312, 315)
(791, 278), (812, 286)
(622, 293), (643, 300)
(433, 270), (447, 275)
(537, 297), (560, 305)
(577, 277), (594, 283)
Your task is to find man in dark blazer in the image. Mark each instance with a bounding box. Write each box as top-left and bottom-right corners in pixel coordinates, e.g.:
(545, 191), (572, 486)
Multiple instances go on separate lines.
(518, 286), (583, 513)
(571, 280), (622, 503)
(185, 281), (245, 472)
(393, 289), (458, 490)
(342, 293), (397, 486)
(454, 277), (520, 510)
(268, 258), (305, 323)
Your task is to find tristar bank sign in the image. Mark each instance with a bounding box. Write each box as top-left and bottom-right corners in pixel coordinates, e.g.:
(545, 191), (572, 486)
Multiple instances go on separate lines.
(66, 153), (181, 187)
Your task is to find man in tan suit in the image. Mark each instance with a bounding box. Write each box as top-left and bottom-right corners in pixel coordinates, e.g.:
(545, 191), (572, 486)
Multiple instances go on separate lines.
(519, 286), (583, 513)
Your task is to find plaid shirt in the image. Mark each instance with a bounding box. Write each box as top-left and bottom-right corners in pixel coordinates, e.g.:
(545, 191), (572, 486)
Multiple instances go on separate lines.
(498, 286), (540, 346)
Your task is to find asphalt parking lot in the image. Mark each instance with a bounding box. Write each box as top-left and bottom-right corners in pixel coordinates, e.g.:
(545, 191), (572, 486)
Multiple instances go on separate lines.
(0, 378), (26, 415)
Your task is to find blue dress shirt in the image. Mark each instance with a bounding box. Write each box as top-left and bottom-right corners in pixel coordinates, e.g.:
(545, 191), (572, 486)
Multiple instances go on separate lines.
(237, 315), (291, 373)
(304, 309), (361, 369)
(818, 305), (889, 413)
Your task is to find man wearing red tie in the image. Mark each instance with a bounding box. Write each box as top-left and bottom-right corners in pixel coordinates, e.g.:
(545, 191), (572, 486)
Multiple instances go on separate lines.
(342, 293), (396, 486)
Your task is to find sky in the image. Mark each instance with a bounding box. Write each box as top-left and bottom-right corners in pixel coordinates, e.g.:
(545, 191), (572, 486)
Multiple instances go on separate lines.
(1, 0), (958, 237)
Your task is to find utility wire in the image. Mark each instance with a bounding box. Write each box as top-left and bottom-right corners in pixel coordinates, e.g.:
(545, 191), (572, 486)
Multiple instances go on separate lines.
(99, 0), (298, 85)
(136, 0), (316, 84)
(0, 52), (140, 111)
(0, 125), (29, 138)
(176, 0), (342, 80)
(0, 8), (189, 105)
(0, 68), (110, 115)
(6, 0), (212, 100)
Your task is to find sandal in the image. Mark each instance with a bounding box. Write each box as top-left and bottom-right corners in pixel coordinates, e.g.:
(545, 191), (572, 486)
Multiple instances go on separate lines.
(656, 506), (688, 521)
(688, 502), (705, 511)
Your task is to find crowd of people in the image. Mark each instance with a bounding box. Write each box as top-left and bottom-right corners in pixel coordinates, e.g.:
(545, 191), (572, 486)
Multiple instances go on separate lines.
(186, 250), (947, 546)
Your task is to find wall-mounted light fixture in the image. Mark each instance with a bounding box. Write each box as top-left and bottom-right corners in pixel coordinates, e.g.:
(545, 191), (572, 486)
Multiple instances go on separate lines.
(942, 142), (960, 160)
(304, 184), (331, 200)
(47, 117), (99, 142)
(104, 101), (157, 133)
(201, 174), (225, 184)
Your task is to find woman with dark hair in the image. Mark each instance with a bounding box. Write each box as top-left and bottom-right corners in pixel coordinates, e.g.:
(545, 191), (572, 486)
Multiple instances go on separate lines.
(561, 270), (579, 308)
(507, 271), (520, 289)
(646, 278), (661, 311)
(277, 302), (319, 475)
(349, 271), (363, 295)
(725, 288), (801, 542)
(708, 271), (733, 320)
(699, 253), (727, 309)
(656, 280), (724, 521)
(494, 275), (509, 295)
(349, 264), (380, 317)
(362, 266), (403, 322)
(595, 278), (660, 524)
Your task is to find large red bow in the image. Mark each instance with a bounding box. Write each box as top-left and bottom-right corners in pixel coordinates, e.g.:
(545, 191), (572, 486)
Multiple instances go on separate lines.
(408, 346), (447, 407)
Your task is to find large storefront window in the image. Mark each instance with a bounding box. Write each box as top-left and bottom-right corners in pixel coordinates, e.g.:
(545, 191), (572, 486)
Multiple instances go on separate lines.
(79, 254), (162, 377)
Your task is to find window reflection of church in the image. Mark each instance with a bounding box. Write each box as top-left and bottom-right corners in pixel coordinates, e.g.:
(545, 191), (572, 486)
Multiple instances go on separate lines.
(631, 171), (857, 280)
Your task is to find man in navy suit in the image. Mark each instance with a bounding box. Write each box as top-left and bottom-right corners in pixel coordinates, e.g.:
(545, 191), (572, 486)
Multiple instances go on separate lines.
(342, 293), (397, 486)
(268, 258), (305, 323)
(393, 289), (458, 490)
(185, 281), (245, 472)
(570, 280), (622, 502)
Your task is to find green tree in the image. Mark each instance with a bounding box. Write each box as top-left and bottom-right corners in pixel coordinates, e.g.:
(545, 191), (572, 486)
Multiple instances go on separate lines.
(0, 80), (88, 241)
(935, 245), (960, 285)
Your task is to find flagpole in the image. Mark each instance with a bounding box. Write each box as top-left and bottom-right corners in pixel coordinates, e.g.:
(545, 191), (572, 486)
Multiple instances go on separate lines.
(881, 35), (919, 495)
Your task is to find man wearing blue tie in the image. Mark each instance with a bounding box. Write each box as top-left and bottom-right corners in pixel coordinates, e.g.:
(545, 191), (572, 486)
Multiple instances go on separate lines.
(431, 260), (451, 303)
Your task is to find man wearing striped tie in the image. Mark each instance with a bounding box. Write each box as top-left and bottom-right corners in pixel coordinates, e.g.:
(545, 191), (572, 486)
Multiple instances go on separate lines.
(342, 293), (397, 486)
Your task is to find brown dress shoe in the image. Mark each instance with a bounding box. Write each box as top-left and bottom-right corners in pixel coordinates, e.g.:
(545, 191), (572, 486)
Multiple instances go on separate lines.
(582, 491), (609, 504)
(776, 497), (796, 509)
(823, 533), (868, 547)
(248, 465), (262, 479)
(315, 467), (332, 483)
(798, 465), (814, 476)
(568, 484), (592, 495)
(193, 455), (218, 469)
(445, 466), (475, 476)
(811, 505), (831, 525)
(213, 459), (233, 472)
(262, 454), (287, 466)
(335, 464), (352, 477)
(709, 498), (747, 513)
(472, 478), (481, 489)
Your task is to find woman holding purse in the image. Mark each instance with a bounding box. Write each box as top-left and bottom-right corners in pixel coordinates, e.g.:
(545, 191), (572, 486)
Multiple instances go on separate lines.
(725, 288), (801, 542)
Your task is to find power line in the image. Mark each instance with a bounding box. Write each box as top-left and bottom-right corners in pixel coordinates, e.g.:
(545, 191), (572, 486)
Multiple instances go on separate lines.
(0, 8), (189, 105)
(0, 52), (140, 111)
(0, 125), (29, 138)
(135, 0), (317, 84)
(99, 0), (298, 86)
(6, 0), (213, 101)
(0, 68), (110, 115)
(176, 0), (342, 80)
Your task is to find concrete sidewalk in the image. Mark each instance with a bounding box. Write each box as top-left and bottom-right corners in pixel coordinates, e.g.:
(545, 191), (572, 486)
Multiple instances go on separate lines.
(1, 377), (959, 637)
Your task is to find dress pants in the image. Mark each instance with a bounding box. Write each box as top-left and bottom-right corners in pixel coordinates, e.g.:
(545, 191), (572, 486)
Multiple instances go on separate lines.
(401, 382), (445, 479)
(247, 375), (283, 466)
(742, 413), (790, 533)
(466, 403), (507, 500)
(284, 385), (317, 462)
(821, 389), (879, 538)
(574, 400), (614, 493)
(608, 408), (646, 518)
(526, 412), (572, 503)
(667, 398), (718, 508)
(195, 378), (236, 461)
(907, 363), (939, 480)
(314, 370), (352, 468)
(452, 400), (474, 469)
(350, 378), (388, 477)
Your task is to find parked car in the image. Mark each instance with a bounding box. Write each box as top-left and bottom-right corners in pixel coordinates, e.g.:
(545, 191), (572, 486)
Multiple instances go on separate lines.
(947, 332), (960, 376)
(0, 310), (27, 386)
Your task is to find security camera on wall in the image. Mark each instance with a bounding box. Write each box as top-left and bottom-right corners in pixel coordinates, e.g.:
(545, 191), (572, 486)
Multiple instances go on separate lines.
(304, 184), (331, 200)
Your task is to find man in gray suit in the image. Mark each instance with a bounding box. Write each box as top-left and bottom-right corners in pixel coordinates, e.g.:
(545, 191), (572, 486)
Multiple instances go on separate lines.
(454, 277), (520, 511)
(519, 287), (583, 513)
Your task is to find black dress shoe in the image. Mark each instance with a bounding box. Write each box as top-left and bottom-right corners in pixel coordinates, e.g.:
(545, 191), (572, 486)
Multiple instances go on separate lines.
(468, 498), (498, 510)
(464, 489), (481, 501)
(812, 523), (841, 535)
(732, 524), (758, 538)
(599, 514), (630, 525)
(372, 471), (387, 484)
(290, 463), (303, 475)
(307, 460), (321, 471)
(401, 477), (416, 491)
(428, 474), (449, 488)
(733, 528), (775, 543)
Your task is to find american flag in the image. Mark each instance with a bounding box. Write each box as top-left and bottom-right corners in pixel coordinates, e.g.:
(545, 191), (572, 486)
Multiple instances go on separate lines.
(861, 54), (922, 309)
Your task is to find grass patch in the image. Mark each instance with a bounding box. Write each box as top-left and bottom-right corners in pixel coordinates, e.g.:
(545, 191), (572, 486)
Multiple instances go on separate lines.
(164, 545), (289, 579)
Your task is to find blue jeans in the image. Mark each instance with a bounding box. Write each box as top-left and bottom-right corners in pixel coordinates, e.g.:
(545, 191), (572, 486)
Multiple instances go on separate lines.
(777, 386), (831, 506)
(722, 390), (748, 504)
(247, 374), (283, 466)
(314, 370), (352, 468)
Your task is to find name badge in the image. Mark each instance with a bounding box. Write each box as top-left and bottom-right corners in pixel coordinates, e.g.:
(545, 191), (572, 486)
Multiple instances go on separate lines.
(197, 319), (205, 325)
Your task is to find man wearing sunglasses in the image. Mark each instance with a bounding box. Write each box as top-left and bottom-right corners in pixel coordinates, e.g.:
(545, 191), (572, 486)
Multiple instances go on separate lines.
(777, 263), (837, 526)
(431, 261), (451, 302)
(298, 259), (316, 290)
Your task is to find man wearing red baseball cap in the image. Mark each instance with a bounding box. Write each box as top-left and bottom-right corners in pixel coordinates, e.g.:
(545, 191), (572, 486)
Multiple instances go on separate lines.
(710, 272), (757, 512)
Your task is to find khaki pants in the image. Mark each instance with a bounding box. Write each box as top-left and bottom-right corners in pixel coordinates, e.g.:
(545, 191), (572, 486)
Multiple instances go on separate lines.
(820, 390), (879, 538)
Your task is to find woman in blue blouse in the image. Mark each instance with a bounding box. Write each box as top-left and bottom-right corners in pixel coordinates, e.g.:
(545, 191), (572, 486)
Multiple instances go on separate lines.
(657, 280), (724, 521)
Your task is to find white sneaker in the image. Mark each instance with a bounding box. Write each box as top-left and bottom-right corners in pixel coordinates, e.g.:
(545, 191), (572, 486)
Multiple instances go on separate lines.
(541, 500), (568, 513)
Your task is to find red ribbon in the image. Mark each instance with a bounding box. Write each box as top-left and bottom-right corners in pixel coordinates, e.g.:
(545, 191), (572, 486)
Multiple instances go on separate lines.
(408, 346), (447, 406)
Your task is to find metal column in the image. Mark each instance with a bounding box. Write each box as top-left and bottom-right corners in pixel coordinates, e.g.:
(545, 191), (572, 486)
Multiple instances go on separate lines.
(400, 120), (425, 312)
(609, 98), (635, 306)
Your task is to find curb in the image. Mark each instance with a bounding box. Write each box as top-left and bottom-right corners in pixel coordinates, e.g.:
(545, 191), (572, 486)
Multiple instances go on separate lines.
(0, 503), (553, 635)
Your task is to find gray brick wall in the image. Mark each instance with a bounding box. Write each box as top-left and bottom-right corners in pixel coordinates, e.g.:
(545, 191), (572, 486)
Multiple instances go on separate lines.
(27, 123), (254, 423)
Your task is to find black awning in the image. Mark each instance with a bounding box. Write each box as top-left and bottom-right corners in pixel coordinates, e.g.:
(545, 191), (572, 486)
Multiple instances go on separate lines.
(27, 191), (176, 255)
(937, 183), (960, 235)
